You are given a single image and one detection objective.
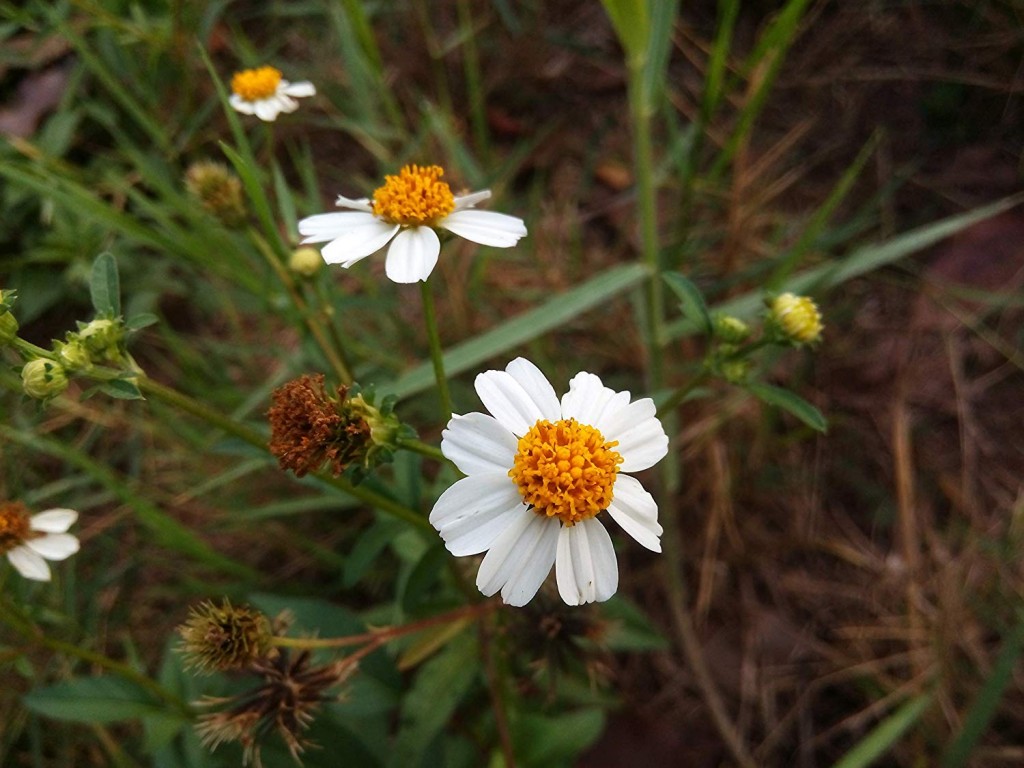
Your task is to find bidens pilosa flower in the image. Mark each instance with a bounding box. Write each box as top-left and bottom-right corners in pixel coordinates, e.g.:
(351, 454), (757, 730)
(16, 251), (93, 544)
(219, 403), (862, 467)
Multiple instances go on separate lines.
(429, 358), (668, 607)
(769, 292), (824, 345)
(297, 164), (527, 283)
(229, 66), (315, 122)
(0, 502), (79, 581)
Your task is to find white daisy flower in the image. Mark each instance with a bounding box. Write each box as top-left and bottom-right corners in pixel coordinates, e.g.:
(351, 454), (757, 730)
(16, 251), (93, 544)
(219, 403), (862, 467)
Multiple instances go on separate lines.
(0, 502), (80, 582)
(229, 66), (315, 122)
(429, 358), (669, 607)
(297, 164), (528, 284)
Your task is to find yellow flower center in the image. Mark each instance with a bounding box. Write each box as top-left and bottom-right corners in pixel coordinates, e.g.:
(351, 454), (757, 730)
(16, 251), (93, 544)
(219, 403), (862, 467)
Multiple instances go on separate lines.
(0, 501), (31, 555)
(371, 165), (456, 226)
(231, 66), (283, 101)
(509, 419), (622, 526)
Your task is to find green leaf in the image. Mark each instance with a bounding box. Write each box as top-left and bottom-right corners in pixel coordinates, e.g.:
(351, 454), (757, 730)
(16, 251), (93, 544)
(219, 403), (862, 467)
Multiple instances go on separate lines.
(98, 378), (145, 400)
(126, 312), (160, 331)
(23, 676), (174, 724)
(601, 596), (669, 652)
(833, 693), (933, 768)
(599, 0), (650, 63)
(388, 630), (478, 768)
(514, 708), (606, 767)
(663, 272), (712, 336)
(90, 252), (121, 317)
(387, 263), (648, 401)
(746, 382), (827, 433)
(941, 614), (1024, 767)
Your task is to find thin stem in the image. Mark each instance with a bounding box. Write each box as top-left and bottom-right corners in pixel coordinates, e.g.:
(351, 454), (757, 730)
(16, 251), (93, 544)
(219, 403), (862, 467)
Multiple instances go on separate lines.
(479, 617), (516, 767)
(0, 599), (191, 717)
(656, 369), (710, 419)
(626, 37), (756, 768)
(397, 436), (447, 463)
(455, 0), (489, 158)
(420, 279), (452, 423)
(136, 376), (430, 530)
(251, 231), (353, 384)
(270, 602), (494, 650)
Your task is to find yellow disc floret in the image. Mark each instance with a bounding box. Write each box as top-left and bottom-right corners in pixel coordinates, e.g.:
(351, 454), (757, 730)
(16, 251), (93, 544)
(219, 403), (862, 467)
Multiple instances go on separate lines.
(771, 292), (824, 345)
(231, 66), (283, 101)
(0, 501), (32, 555)
(509, 419), (622, 526)
(371, 165), (456, 226)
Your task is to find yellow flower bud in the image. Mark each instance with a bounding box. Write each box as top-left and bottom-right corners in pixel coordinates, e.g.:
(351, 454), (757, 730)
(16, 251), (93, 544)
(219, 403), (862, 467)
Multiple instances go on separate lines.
(289, 247), (323, 278)
(770, 293), (823, 345)
(21, 359), (69, 400)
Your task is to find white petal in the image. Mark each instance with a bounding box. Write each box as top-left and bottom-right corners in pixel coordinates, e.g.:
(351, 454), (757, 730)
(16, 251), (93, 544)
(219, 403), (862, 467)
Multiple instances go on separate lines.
(556, 519), (618, 605)
(439, 210), (527, 248)
(560, 372), (629, 427)
(429, 474), (525, 556)
(26, 533), (80, 561)
(476, 512), (558, 606)
(229, 94), (256, 115)
(282, 81), (316, 97)
(254, 98), (280, 121)
(274, 94), (299, 114)
(30, 508), (78, 533)
(8, 547), (51, 581)
(320, 221), (399, 267)
(606, 475), (662, 552)
(298, 211), (379, 243)
(452, 190), (491, 210)
(335, 195), (374, 212)
(441, 412), (518, 476)
(600, 401), (668, 472)
(384, 227), (440, 283)
(475, 358), (560, 436)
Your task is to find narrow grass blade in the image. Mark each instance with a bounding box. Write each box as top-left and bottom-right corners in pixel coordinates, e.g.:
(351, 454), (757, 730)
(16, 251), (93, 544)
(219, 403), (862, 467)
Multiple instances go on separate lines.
(832, 693), (933, 768)
(665, 194), (1024, 339)
(386, 262), (649, 400)
(746, 382), (827, 433)
(600, 0), (650, 64)
(941, 613), (1024, 768)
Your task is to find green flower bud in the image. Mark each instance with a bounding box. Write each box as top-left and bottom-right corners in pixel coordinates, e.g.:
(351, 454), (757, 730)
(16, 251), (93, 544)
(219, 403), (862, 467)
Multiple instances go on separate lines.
(720, 359), (751, 384)
(185, 161), (247, 228)
(55, 339), (92, 371)
(77, 318), (126, 364)
(713, 315), (750, 344)
(289, 247), (323, 278)
(21, 359), (69, 400)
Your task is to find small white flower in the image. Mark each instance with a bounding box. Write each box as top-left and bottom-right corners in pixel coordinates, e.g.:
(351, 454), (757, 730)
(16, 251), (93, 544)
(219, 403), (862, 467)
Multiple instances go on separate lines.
(298, 164), (527, 284)
(0, 502), (80, 582)
(430, 358), (668, 607)
(229, 66), (315, 122)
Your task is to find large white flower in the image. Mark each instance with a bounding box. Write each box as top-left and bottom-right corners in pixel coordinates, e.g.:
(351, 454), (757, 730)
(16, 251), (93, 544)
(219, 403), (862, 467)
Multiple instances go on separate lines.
(429, 358), (668, 607)
(229, 66), (315, 122)
(0, 503), (80, 582)
(297, 164), (527, 284)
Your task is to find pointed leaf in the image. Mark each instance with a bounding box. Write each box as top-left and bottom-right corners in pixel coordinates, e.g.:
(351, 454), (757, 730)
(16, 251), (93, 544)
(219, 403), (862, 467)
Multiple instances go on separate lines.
(90, 252), (120, 317)
(747, 382), (827, 433)
(664, 271), (712, 335)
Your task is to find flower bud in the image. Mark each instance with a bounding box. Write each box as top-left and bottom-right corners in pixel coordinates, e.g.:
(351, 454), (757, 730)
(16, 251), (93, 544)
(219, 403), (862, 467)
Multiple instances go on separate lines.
(289, 247), (323, 278)
(54, 339), (93, 372)
(768, 293), (823, 345)
(0, 309), (17, 348)
(76, 318), (126, 365)
(185, 161), (247, 228)
(21, 359), (69, 400)
(713, 315), (750, 344)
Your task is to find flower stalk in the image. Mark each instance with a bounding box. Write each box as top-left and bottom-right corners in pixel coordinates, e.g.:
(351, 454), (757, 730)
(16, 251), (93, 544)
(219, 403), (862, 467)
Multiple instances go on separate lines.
(420, 279), (452, 423)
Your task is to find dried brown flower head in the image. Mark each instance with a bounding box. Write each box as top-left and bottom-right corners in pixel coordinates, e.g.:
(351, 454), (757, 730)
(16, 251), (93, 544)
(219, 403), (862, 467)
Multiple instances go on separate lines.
(267, 374), (398, 478)
(178, 599), (273, 675)
(196, 648), (357, 767)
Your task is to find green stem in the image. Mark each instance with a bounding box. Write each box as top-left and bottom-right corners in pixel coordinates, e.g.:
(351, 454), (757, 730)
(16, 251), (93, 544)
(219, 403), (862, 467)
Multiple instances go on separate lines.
(397, 436), (447, 463)
(0, 599), (191, 717)
(13, 337), (55, 360)
(455, 0), (489, 158)
(251, 231), (353, 384)
(656, 369), (711, 419)
(136, 376), (429, 530)
(419, 279), (452, 423)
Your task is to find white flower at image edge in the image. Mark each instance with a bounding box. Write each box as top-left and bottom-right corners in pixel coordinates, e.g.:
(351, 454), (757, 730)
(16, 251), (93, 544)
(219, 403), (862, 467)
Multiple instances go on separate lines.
(297, 164), (527, 284)
(2, 506), (80, 582)
(429, 358), (669, 607)
(229, 66), (315, 122)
